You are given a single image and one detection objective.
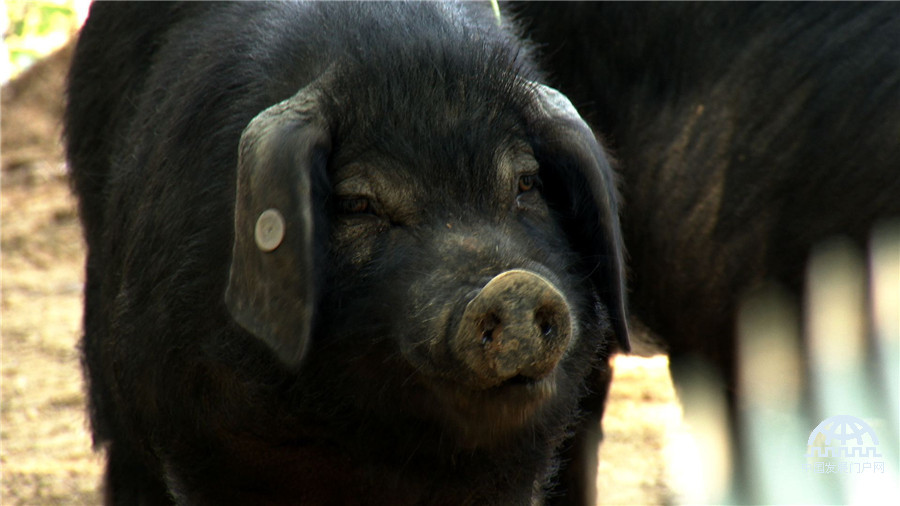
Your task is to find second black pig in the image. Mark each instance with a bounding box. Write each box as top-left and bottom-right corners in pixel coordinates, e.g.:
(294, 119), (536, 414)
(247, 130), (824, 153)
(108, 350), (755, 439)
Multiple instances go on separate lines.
(516, 2), (900, 500)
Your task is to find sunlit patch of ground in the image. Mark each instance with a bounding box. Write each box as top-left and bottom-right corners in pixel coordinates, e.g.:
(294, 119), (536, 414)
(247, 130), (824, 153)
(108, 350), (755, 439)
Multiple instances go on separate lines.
(1, 166), (103, 504)
(598, 354), (681, 505)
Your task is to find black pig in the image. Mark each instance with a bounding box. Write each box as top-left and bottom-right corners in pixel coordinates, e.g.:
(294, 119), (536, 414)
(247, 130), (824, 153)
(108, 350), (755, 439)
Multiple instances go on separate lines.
(65, 2), (628, 504)
(515, 1), (900, 497)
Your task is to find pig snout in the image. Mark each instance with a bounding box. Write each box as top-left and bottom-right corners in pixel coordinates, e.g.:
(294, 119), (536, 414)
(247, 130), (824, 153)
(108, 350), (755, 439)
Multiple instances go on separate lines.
(452, 270), (573, 389)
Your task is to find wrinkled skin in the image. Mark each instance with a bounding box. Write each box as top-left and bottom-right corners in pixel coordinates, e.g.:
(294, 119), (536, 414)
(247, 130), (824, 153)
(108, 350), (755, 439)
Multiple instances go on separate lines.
(65, 2), (628, 505)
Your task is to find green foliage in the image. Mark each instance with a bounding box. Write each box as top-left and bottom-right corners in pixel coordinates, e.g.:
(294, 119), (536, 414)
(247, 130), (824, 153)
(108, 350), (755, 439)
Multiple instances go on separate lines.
(4, 0), (83, 78)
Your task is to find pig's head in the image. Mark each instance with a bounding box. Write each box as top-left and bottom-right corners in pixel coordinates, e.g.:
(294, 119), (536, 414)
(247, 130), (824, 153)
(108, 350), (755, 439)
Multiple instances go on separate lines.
(225, 63), (628, 446)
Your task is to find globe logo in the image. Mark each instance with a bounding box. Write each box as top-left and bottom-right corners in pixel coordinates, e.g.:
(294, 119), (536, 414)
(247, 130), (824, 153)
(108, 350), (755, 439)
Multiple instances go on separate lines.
(806, 415), (885, 475)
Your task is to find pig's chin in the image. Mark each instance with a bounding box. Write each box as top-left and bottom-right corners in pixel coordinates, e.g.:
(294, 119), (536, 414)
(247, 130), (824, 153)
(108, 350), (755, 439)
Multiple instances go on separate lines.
(424, 370), (561, 447)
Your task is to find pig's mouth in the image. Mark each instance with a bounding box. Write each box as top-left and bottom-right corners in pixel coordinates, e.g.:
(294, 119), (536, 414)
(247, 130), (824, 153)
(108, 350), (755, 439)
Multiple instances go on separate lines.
(424, 368), (561, 446)
(504, 373), (543, 386)
(483, 370), (557, 399)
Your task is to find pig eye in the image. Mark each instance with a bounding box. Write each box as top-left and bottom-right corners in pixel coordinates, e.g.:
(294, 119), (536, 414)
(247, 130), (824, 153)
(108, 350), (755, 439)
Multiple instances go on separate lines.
(338, 197), (373, 215)
(518, 173), (541, 193)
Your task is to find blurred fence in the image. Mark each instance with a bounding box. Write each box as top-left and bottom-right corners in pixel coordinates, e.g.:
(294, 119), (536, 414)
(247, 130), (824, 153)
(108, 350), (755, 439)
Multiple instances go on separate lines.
(670, 221), (900, 504)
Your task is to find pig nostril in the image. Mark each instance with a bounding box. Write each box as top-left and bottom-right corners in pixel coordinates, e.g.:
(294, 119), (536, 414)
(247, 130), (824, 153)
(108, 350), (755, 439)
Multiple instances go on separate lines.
(480, 314), (500, 345)
(535, 308), (556, 339)
(540, 322), (553, 337)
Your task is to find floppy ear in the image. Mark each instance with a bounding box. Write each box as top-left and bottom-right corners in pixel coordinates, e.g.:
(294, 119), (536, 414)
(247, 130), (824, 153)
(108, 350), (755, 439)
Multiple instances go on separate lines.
(528, 84), (630, 352)
(225, 87), (331, 367)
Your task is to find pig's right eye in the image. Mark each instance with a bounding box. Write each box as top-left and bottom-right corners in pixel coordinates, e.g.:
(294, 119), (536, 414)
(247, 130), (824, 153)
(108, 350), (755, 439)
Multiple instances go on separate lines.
(338, 197), (373, 215)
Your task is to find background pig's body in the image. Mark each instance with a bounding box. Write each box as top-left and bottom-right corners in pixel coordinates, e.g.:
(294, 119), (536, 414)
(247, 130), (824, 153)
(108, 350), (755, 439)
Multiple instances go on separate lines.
(517, 1), (900, 399)
(515, 3), (900, 495)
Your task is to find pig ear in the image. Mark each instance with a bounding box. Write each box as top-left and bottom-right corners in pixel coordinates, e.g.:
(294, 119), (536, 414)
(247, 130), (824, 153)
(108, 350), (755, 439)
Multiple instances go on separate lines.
(528, 84), (630, 352)
(225, 88), (331, 367)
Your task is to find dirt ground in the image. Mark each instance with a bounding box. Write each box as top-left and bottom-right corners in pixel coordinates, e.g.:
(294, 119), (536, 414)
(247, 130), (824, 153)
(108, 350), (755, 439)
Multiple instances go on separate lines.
(0, 43), (684, 505)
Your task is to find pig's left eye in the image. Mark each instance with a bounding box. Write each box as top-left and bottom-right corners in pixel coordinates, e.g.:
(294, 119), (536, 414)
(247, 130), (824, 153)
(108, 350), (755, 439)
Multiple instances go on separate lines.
(338, 197), (373, 215)
(518, 173), (541, 193)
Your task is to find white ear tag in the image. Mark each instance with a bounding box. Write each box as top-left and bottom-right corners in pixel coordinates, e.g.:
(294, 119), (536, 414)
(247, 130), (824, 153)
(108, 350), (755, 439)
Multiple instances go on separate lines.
(254, 208), (285, 252)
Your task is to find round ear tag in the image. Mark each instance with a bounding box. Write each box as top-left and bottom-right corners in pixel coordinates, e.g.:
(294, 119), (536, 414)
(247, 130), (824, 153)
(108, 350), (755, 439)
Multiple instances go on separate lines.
(254, 208), (285, 252)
